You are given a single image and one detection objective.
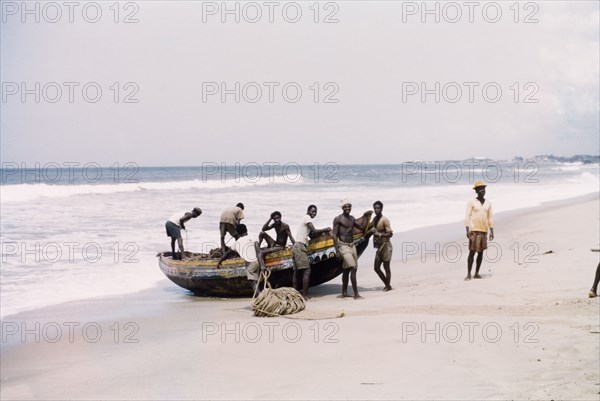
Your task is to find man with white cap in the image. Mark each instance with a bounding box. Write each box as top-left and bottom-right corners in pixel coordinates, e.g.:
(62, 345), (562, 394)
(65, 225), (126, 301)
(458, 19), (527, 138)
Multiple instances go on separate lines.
(333, 198), (372, 298)
(465, 181), (494, 280)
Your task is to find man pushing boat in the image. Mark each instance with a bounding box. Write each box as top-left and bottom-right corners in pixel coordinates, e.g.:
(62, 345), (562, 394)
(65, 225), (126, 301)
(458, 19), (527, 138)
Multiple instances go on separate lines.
(333, 199), (372, 299)
(292, 205), (331, 300)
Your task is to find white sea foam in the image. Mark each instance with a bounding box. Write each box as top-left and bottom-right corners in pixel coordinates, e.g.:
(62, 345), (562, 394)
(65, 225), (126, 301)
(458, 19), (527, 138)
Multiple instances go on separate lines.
(0, 175), (302, 203)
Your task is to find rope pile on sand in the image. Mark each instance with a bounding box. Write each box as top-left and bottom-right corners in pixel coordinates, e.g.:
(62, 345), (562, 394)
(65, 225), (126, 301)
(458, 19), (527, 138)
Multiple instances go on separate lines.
(251, 270), (305, 317)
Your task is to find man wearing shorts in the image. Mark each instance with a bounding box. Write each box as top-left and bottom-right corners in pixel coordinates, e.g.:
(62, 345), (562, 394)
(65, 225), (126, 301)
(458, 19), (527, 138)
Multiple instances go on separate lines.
(165, 207), (202, 260)
(333, 199), (372, 299)
(258, 211), (295, 248)
(219, 203), (245, 254)
(292, 205), (331, 300)
(217, 224), (262, 293)
(369, 201), (394, 291)
(465, 181), (494, 280)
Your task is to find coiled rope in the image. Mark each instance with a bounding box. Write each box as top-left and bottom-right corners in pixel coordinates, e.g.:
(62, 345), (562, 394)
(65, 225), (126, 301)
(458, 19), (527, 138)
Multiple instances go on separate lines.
(251, 270), (306, 317)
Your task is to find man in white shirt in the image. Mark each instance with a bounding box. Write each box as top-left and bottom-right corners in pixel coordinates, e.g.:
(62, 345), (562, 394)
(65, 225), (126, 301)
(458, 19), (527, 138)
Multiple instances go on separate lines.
(165, 207), (202, 260)
(292, 205), (331, 300)
(464, 181), (495, 280)
(217, 224), (261, 292)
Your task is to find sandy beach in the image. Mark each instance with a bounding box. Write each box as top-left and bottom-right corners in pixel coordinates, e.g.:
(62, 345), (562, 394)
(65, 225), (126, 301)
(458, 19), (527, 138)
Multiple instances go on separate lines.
(1, 194), (599, 400)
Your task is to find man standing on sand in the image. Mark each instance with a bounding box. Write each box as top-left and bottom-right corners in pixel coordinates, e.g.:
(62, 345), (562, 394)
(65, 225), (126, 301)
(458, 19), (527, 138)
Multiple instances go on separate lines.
(220, 203), (245, 254)
(465, 181), (494, 280)
(333, 199), (372, 299)
(258, 211), (295, 248)
(292, 205), (331, 300)
(165, 207), (202, 260)
(368, 201), (394, 291)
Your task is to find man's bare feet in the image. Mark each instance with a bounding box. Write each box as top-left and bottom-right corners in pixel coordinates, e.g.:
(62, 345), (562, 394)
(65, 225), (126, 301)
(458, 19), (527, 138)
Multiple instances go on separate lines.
(354, 294), (362, 299)
(341, 292), (350, 298)
(474, 274), (482, 279)
(589, 290), (597, 298)
(383, 286), (392, 292)
(464, 274), (472, 281)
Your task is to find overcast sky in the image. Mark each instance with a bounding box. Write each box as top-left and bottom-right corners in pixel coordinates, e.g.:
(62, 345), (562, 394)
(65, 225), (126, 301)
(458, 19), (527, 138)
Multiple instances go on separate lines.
(1, 1), (598, 166)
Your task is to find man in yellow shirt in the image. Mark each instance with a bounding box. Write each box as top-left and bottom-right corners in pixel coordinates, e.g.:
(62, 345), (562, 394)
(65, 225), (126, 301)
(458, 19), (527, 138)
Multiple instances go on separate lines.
(464, 181), (494, 280)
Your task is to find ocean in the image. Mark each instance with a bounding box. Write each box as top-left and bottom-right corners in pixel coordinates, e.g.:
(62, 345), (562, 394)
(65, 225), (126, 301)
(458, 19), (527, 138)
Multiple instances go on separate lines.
(1, 157), (598, 317)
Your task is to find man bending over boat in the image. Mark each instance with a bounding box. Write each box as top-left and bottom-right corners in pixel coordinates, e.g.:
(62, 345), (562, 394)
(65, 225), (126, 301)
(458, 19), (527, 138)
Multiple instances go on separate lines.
(258, 211), (296, 249)
(165, 207), (202, 260)
(216, 224), (262, 293)
(292, 205), (331, 300)
(220, 203), (245, 254)
(333, 199), (372, 299)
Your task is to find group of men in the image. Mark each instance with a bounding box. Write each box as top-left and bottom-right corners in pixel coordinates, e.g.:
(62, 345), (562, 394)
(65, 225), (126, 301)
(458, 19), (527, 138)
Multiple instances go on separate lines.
(165, 180), (499, 299)
(164, 199), (397, 300)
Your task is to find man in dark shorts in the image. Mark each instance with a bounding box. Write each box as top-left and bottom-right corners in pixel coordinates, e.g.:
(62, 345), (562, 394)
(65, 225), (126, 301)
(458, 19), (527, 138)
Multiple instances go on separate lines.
(292, 205), (331, 300)
(464, 181), (494, 280)
(219, 203), (245, 254)
(165, 207), (202, 260)
(258, 211), (295, 248)
(368, 201), (394, 291)
(333, 199), (372, 299)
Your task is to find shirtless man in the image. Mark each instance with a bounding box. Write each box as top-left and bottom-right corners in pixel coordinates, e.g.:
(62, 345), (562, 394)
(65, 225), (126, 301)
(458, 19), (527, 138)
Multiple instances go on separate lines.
(368, 201), (394, 291)
(258, 211), (295, 248)
(332, 199), (372, 299)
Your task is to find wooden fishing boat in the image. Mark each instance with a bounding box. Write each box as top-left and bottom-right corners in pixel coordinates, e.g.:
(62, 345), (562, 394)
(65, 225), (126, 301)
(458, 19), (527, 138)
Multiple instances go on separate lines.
(157, 211), (372, 297)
